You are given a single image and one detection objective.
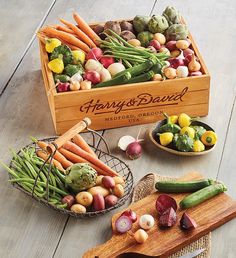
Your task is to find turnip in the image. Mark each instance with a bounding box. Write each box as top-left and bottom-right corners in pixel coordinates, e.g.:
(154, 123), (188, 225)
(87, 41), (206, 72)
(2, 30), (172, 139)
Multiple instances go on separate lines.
(108, 63), (126, 77)
(99, 68), (112, 82)
(56, 82), (70, 92)
(126, 141), (142, 160)
(86, 47), (103, 60)
(118, 135), (136, 151)
(85, 59), (103, 72)
(84, 70), (101, 84)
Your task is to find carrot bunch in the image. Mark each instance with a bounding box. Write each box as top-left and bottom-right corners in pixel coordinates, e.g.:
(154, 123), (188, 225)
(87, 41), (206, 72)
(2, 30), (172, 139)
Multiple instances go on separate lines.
(35, 134), (118, 177)
(38, 12), (101, 53)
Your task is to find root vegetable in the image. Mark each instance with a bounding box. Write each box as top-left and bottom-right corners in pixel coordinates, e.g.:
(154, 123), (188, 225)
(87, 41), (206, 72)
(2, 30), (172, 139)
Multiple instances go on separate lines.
(121, 210), (137, 223)
(166, 40), (177, 51)
(164, 67), (176, 79)
(99, 68), (112, 82)
(70, 81), (80, 91)
(118, 135), (136, 151)
(188, 53), (201, 72)
(100, 56), (115, 69)
(113, 176), (125, 185)
(149, 40), (161, 51)
(62, 195), (75, 208)
(139, 214), (155, 230)
(120, 21), (134, 32)
(127, 39), (141, 47)
(120, 30), (136, 41)
(115, 215), (132, 233)
(85, 59), (103, 72)
(180, 212), (197, 230)
(168, 58), (185, 69)
(176, 66), (189, 78)
(102, 176), (115, 189)
(170, 50), (181, 58)
(153, 33), (166, 45)
(96, 175), (104, 185)
(104, 21), (121, 35)
(190, 71), (202, 76)
(80, 80), (92, 90)
(113, 184), (124, 198)
(152, 74), (163, 81)
(156, 194), (177, 216)
(159, 47), (170, 55)
(86, 47), (103, 60)
(126, 141), (142, 160)
(70, 203), (86, 213)
(183, 48), (194, 57)
(176, 40), (190, 50)
(105, 194), (118, 208)
(84, 70), (101, 84)
(134, 229), (148, 244)
(57, 82), (70, 92)
(92, 24), (104, 35)
(93, 193), (105, 211)
(75, 191), (93, 207)
(184, 54), (192, 65)
(159, 207), (177, 227)
(108, 63), (126, 77)
(88, 186), (110, 197)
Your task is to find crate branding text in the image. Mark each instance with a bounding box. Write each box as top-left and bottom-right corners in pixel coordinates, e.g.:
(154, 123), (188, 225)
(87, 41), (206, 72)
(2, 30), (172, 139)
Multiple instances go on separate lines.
(80, 87), (188, 115)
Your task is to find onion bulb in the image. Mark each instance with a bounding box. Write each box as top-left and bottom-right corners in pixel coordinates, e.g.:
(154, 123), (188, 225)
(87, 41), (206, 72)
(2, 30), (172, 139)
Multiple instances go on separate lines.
(126, 141), (142, 160)
(139, 214), (155, 230)
(134, 229), (148, 244)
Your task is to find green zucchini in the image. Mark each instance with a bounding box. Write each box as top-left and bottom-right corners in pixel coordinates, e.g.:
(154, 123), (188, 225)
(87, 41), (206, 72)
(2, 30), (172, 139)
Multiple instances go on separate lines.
(93, 72), (131, 88)
(114, 59), (155, 78)
(179, 183), (227, 209)
(155, 179), (213, 193)
(126, 70), (155, 84)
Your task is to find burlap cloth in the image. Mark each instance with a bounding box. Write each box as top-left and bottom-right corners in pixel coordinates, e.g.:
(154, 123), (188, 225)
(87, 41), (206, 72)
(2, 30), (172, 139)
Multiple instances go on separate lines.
(131, 173), (211, 258)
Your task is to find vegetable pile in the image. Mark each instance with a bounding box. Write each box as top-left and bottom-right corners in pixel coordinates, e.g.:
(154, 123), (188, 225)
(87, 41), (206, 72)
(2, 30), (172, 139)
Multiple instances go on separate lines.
(156, 112), (218, 152)
(38, 6), (203, 93)
(0, 134), (126, 214)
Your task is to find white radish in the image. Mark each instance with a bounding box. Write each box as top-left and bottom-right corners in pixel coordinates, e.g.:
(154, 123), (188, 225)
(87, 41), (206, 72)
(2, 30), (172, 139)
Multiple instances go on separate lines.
(118, 135), (136, 151)
(108, 63), (125, 77)
(100, 68), (112, 82)
(85, 59), (103, 72)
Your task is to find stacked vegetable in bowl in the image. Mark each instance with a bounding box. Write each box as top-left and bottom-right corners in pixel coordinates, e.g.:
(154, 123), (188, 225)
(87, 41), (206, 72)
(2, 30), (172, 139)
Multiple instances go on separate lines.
(38, 6), (203, 93)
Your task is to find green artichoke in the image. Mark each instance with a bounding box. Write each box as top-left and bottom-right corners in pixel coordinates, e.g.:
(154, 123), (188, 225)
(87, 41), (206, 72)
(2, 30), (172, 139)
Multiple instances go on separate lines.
(165, 24), (188, 41)
(148, 15), (169, 34)
(65, 163), (97, 193)
(133, 15), (151, 33)
(137, 31), (154, 47)
(162, 6), (181, 25)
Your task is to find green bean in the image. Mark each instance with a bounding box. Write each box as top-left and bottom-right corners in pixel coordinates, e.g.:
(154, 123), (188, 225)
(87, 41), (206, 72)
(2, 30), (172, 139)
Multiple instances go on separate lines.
(56, 203), (67, 209)
(0, 160), (19, 178)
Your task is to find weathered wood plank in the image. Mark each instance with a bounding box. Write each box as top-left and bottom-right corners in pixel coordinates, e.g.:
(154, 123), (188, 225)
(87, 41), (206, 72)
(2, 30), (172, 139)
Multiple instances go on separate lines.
(0, 0), (56, 94)
(51, 0), (156, 257)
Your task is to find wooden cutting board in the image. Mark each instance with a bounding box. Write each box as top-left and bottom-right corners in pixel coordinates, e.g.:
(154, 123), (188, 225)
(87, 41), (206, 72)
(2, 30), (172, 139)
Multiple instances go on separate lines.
(83, 172), (236, 258)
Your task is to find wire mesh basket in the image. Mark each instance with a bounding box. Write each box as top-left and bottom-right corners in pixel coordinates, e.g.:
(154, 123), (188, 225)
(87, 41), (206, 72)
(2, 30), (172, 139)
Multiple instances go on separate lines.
(9, 131), (133, 218)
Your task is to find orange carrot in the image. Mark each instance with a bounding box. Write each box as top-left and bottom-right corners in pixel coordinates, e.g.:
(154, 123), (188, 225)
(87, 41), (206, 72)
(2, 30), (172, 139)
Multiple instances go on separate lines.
(72, 134), (97, 157)
(37, 141), (48, 151)
(55, 25), (76, 35)
(36, 150), (65, 173)
(73, 12), (101, 46)
(59, 148), (109, 176)
(63, 141), (118, 176)
(60, 18), (96, 48)
(41, 26), (90, 52)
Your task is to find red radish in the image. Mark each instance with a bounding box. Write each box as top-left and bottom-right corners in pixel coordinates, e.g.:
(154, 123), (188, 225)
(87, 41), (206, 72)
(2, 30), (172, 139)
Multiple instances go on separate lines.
(84, 70), (101, 84)
(126, 141), (142, 160)
(168, 58), (185, 69)
(121, 210), (137, 223)
(149, 40), (161, 51)
(118, 135), (136, 151)
(86, 47), (103, 60)
(159, 207), (177, 227)
(115, 215), (132, 233)
(147, 46), (157, 53)
(100, 56), (115, 69)
(180, 212), (197, 230)
(57, 82), (70, 92)
(156, 194), (177, 216)
(166, 40), (177, 51)
(183, 48), (194, 57)
(190, 71), (202, 76)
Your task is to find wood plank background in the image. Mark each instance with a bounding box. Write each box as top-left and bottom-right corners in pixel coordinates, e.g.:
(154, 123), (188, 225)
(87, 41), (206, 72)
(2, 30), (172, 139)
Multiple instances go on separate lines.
(0, 0), (235, 257)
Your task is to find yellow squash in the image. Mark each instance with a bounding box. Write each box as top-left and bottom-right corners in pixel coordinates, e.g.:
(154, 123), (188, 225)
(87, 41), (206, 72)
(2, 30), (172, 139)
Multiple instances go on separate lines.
(178, 113), (191, 128)
(45, 38), (61, 53)
(159, 132), (174, 146)
(193, 140), (205, 152)
(48, 54), (64, 74)
(201, 131), (218, 146)
(180, 126), (195, 139)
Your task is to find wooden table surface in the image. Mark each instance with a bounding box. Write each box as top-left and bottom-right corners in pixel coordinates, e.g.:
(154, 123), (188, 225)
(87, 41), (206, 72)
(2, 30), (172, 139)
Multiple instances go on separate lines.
(0, 0), (235, 257)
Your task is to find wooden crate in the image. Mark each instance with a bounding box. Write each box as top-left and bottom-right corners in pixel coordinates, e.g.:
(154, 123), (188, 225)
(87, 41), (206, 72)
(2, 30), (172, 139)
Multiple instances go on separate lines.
(39, 20), (210, 135)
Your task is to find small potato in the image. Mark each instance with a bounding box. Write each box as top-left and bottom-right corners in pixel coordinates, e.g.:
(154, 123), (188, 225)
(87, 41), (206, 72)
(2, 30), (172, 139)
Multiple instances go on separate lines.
(152, 74), (163, 81)
(88, 186), (110, 197)
(75, 191), (93, 207)
(114, 176), (125, 185)
(70, 204), (86, 214)
(128, 39), (141, 47)
(164, 67), (177, 79)
(105, 194), (118, 208)
(62, 195), (75, 209)
(96, 175), (104, 186)
(176, 40), (190, 50)
(170, 49), (181, 58)
(102, 176), (115, 189)
(153, 33), (166, 45)
(159, 47), (170, 56)
(113, 184), (125, 198)
(93, 193), (105, 211)
(165, 41), (177, 51)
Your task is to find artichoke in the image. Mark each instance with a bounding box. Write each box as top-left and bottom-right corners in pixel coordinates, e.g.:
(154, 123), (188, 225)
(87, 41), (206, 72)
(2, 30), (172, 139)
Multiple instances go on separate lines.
(148, 15), (169, 34)
(137, 31), (154, 47)
(65, 163), (97, 193)
(133, 15), (151, 33)
(165, 24), (188, 41)
(50, 45), (73, 66)
(162, 6), (181, 25)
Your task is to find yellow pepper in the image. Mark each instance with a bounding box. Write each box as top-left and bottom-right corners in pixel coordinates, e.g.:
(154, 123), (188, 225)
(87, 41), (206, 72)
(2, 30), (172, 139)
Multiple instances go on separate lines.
(169, 115), (178, 124)
(180, 126), (195, 139)
(193, 140), (205, 152)
(72, 50), (86, 64)
(45, 38), (61, 53)
(201, 131), (218, 146)
(159, 132), (174, 146)
(48, 54), (64, 74)
(178, 113), (191, 128)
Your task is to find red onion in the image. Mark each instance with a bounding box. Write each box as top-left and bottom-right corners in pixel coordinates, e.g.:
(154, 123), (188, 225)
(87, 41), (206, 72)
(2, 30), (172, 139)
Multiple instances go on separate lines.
(166, 40), (177, 51)
(84, 70), (101, 84)
(115, 215), (132, 233)
(121, 209), (137, 223)
(184, 54), (192, 65)
(57, 82), (70, 92)
(180, 212), (197, 230)
(149, 40), (161, 51)
(159, 207), (177, 227)
(183, 48), (194, 57)
(190, 71), (202, 76)
(126, 141), (142, 160)
(168, 58), (185, 69)
(86, 47), (103, 60)
(156, 194), (177, 216)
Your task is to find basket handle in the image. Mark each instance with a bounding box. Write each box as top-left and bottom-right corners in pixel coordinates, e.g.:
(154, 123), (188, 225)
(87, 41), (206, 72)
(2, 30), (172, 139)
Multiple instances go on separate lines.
(47, 117), (91, 153)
